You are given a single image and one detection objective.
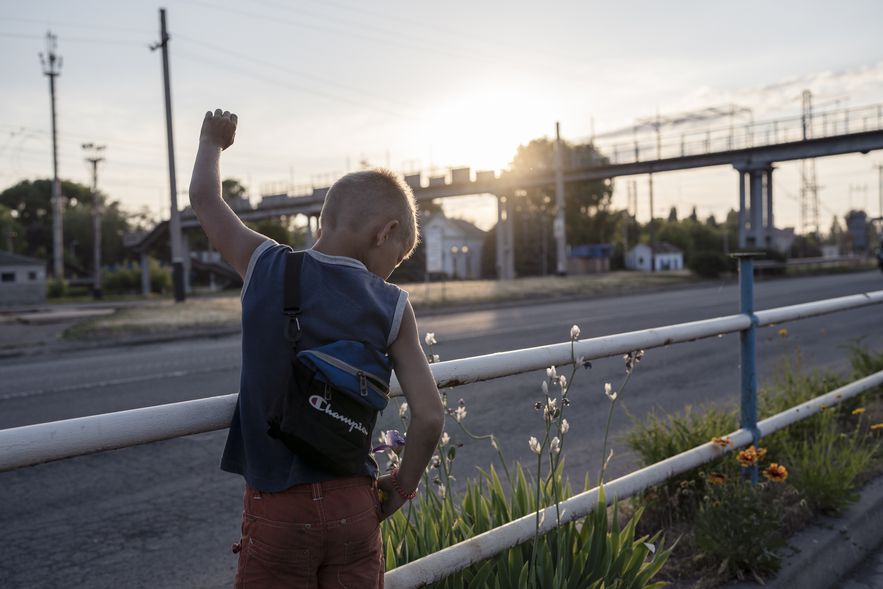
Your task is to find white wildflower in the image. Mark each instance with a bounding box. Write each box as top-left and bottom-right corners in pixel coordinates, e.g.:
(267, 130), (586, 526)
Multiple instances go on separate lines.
(541, 380), (549, 395)
(438, 484), (446, 499)
(604, 382), (618, 401)
(399, 402), (408, 418)
(604, 448), (614, 469)
(424, 332), (437, 346)
(432, 354), (440, 363)
(550, 436), (561, 455)
(546, 366), (557, 380)
(440, 431), (450, 445)
(570, 324), (580, 340)
(544, 397), (558, 419)
(558, 374), (567, 390)
(453, 406), (467, 423)
(529, 436), (542, 455)
(561, 419), (570, 434)
(490, 436), (499, 451)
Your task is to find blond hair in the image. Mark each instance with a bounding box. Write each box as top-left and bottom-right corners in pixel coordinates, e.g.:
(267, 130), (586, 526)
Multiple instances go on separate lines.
(320, 168), (419, 258)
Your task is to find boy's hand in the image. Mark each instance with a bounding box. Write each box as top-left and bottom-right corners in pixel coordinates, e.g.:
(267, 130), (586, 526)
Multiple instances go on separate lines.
(376, 473), (409, 521)
(199, 108), (237, 150)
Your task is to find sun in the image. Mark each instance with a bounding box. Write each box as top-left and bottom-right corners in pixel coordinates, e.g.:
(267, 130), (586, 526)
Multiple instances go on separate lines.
(421, 88), (551, 174)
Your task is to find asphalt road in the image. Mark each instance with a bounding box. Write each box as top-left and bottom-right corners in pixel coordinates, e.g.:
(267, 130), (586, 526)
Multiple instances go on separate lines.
(1, 271), (882, 588)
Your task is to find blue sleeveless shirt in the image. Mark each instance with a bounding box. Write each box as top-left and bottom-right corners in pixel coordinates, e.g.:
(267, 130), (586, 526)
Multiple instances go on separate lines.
(221, 241), (408, 492)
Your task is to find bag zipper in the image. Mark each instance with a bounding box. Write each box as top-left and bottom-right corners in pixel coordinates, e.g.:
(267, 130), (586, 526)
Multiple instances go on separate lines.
(302, 350), (389, 398)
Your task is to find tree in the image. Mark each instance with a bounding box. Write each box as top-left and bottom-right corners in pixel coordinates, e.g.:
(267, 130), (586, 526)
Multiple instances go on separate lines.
(0, 204), (22, 252)
(0, 179), (133, 272)
(222, 178), (249, 204)
(667, 206), (678, 222)
(503, 138), (615, 275)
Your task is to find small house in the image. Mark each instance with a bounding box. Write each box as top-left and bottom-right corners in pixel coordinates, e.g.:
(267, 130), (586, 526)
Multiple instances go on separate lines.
(422, 214), (485, 279)
(625, 243), (684, 272)
(0, 250), (47, 306)
(567, 244), (613, 274)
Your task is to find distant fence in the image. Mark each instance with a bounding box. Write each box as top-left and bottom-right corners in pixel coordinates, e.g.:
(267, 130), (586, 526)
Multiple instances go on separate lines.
(1, 258), (882, 588)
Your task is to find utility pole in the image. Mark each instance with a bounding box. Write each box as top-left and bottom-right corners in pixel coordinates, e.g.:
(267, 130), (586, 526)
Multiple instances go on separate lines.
(151, 8), (186, 302)
(554, 122), (567, 275)
(39, 32), (63, 279)
(648, 173), (656, 271)
(876, 163), (882, 221)
(82, 143), (105, 299)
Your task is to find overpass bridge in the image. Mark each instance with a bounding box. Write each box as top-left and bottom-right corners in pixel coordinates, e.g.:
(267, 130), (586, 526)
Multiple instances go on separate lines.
(130, 102), (883, 288)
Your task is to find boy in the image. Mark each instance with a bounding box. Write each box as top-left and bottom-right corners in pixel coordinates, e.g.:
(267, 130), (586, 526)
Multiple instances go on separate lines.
(189, 109), (444, 588)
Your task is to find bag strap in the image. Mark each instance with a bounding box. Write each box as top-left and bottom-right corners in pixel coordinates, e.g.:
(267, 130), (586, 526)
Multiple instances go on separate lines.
(283, 251), (306, 350)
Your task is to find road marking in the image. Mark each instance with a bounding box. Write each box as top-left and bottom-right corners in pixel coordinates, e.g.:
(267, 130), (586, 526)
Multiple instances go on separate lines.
(0, 365), (238, 401)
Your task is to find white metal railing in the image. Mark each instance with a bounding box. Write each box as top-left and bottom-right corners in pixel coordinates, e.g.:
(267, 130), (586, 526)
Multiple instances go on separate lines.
(1, 290), (881, 473)
(385, 370), (883, 588)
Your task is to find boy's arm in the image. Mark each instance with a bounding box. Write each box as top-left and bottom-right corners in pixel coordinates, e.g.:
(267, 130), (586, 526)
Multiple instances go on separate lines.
(188, 109), (266, 279)
(379, 301), (445, 518)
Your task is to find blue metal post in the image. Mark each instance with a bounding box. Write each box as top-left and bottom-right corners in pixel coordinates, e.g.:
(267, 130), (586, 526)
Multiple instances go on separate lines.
(738, 255), (760, 484)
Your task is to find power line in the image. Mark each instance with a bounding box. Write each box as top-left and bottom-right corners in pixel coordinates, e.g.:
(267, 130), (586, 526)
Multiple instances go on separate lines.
(176, 0), (516, 71)
(175, 34), (420, 115)
(174, 48), (415, 120)
(298, 0), (602, 72)
(0, 15), (153, 35)
(0, 29), (144, 47)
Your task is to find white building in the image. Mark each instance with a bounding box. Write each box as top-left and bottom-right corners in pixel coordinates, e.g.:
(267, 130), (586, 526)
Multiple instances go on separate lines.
(0, 250), (46, 306)
(625, 243), (684, 272)
(422, 214), (485, 279)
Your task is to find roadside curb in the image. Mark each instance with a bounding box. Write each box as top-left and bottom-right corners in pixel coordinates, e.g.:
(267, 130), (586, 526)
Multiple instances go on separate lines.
(0, 326), (241, 360)
(726, 473), (883, 589)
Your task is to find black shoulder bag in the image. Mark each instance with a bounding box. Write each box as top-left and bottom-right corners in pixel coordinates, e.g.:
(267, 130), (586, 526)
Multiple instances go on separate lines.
(267, 251), (392, 475)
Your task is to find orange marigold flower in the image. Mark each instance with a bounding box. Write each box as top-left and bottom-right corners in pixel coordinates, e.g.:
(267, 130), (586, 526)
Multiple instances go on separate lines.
(763, 463), (788, 483)
(711, 436), (732, 448)
(736, 446), (761, 467)
(871, 423), (883, 431)
(756, 446), (767, 462)
(852, 407), (866, 415)
(707, 472), (727, 486)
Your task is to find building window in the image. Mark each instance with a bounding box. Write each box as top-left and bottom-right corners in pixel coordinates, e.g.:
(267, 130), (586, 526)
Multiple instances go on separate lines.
(28, 271), (38, 281)
(1, 272), (15, 283)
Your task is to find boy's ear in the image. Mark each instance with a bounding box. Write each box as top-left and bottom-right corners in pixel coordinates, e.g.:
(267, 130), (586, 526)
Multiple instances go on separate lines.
(376, 219), (399, 245)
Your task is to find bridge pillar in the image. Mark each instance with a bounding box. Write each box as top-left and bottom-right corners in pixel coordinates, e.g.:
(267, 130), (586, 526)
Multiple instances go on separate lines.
(304, 215), (315, 248)
(764, 166), (774, 248)
(749, 169), (764, 248)
(181, 233), (192, 294)
(738, 170), (747, 249)
(495, 195), (515, 280)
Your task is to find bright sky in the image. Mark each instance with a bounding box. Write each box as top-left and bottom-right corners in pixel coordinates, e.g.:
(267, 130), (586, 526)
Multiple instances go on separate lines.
(2, 0), (883, 233)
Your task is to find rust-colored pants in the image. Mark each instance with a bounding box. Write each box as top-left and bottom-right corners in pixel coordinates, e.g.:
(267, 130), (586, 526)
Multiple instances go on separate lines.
(233, 476), (384, 589)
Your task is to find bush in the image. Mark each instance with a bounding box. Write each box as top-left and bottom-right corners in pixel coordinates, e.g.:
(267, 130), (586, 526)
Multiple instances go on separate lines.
(100, 259), (171, 295)
(102, 265), (140, 294)
(687, 251), (730, 278)
(625, 405), (738, 523)
(47, 277), (68, 298)
(783, 409), (878, 514)
(694, 480), (785, 580)
(148, 259), (172, 294)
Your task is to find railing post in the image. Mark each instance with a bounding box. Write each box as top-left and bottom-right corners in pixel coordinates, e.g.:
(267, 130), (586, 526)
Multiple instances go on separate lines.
(735, 253), (761, 484)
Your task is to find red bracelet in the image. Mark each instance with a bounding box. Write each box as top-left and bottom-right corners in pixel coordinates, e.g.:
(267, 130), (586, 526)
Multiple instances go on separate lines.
(390, 468), (417, 500)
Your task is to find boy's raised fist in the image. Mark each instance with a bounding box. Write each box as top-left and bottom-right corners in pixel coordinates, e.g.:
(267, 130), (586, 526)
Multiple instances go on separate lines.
(199, 108), (238, 150)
